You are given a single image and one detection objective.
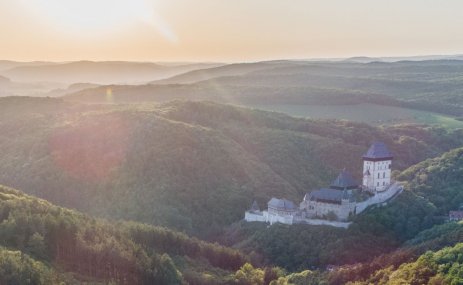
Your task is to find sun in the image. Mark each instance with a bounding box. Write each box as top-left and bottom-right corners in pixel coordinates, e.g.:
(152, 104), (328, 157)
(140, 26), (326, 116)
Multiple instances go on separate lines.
(25, 0), (166, 37)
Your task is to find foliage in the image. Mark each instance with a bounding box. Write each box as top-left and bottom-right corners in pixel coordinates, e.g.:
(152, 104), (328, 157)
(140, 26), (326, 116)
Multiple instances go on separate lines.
(0, 248), (69, 285)
(0, 97), (462, 237)
(0, 185), (250, 284)
(398, 147), (463, 215)
(349, 243), (463, 285)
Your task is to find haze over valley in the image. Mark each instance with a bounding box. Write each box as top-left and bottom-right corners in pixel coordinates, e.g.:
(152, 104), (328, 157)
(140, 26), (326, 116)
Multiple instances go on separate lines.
(2, 1), (463, 284)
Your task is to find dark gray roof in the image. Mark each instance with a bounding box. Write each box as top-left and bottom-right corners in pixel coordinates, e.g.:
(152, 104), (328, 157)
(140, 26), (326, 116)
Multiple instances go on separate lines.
(268, 198), (297, 211)
(330, 170), (358, 190)
(363, 142), (392, 160)
(250, 200), (260, 212)
(306, 188), (353, 204)
(307, 188), (342, 203)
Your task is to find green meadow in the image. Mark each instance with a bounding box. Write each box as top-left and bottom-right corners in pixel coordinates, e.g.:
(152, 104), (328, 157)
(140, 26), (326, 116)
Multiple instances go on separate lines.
(251, 103), (463, 129)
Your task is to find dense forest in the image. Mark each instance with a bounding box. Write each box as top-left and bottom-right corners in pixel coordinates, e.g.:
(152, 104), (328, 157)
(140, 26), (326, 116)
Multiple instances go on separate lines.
(0, 97), (462, 238)
(1, 97), (463, 284)
(0, 184), (273, 284)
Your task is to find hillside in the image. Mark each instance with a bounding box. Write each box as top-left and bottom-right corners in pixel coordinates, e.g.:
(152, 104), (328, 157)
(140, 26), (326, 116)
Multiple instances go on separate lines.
(65, 60), (463, 129)
(398, 147), (463, 214)
(4, 182), (462, 285)
(1, 61), (223, 84)
(151, 61), (296, 84)
(223, 145), (463, 275)
(0, 97), (462, 238)
(0, 184), (252, 284)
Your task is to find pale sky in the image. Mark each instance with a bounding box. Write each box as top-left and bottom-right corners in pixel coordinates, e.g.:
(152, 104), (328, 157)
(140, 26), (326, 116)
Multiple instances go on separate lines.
(1, 0), (463, 62)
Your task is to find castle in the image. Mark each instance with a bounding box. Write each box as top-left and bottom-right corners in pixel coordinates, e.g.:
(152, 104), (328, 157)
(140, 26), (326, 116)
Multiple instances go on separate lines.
(244, 142), (403, 226)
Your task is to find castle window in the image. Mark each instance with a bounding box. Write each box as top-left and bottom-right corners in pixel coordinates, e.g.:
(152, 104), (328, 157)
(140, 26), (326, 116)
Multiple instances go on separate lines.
(383, 172), (385, 178)
(377, 182), (379, 186)
(378, 173), (380, 179)
(383, 182), (385, 186)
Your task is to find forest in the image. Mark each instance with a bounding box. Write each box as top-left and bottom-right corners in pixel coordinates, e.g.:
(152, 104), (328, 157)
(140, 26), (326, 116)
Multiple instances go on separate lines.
(1, 97), (463, 284)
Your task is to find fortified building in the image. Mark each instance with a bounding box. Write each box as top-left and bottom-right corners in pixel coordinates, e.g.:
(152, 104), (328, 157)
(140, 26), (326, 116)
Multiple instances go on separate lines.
(244, 142), (403, 226)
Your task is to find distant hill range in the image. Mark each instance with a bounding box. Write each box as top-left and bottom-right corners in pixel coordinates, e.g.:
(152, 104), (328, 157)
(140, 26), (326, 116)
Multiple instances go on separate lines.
(64, 59), (463, 119)
(1, 61), (223, 84)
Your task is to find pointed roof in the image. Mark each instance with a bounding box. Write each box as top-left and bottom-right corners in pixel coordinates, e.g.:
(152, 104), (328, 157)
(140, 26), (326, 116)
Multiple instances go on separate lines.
(250, 200), (260, 212)
(363, 141), (393, 160)
(330, 169), (358, 190)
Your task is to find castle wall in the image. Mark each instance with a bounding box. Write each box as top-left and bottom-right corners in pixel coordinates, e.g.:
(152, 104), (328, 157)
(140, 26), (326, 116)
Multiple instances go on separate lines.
(302, 200), (354, 221)
(244, 211), (266, 222)
(356, 182), (403, 214)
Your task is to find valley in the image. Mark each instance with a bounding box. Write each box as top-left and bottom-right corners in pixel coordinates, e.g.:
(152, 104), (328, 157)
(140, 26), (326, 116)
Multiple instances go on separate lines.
(1, 59), (463, 285)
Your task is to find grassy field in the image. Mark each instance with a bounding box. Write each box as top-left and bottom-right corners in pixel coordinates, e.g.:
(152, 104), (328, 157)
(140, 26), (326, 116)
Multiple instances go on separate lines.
(250, 103), (463, 129)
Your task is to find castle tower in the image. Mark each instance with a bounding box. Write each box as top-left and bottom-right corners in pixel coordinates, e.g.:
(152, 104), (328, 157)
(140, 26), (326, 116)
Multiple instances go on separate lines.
(362, 142), (392, 192)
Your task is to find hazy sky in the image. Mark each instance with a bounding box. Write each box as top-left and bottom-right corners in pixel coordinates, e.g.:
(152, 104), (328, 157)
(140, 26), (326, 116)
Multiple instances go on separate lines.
(1, 0), (463, 62)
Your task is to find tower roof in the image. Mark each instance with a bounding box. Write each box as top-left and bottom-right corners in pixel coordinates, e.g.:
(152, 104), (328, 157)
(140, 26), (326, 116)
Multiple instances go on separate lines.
(250, 200), (260, 212)
(363, 141), (393, 160)
(330, 169), (358, 190)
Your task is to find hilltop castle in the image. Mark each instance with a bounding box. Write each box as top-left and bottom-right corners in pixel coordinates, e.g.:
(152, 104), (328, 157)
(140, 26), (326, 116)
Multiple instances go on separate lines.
(244, 142), (403, 226)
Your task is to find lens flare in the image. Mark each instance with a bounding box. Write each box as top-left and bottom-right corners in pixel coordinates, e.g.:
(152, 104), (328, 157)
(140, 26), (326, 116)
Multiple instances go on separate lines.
(23, 0), (178, 42)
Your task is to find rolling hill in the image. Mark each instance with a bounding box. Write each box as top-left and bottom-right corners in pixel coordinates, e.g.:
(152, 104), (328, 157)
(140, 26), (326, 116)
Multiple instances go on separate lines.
(64, 60), (463, 129)
(0, 74), (10, 84)
(221, 145), (463, 277)
(0, 184), (250, 284)
(1, 61), (223, 84)
(0, 97), (462, 238)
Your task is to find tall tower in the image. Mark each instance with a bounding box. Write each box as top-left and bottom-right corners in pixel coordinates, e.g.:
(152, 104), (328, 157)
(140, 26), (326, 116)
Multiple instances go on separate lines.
(362, 142), (393, 192)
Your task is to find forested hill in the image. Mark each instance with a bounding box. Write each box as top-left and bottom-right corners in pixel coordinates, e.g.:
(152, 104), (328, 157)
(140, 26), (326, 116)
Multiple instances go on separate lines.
(398, 147), (463, 215)
(66, 60), (463, 116)
(0, 185), (250, 284)
(0, 97), (463, 236)
(223, 146), (463, 284)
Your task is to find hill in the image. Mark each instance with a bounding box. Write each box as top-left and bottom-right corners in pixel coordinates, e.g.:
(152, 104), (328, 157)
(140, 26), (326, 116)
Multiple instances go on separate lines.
(65, 60), (463, 127)
(1, 61), (223, 84)
(398, 147), (463, 214)
(0, 97), (462, 238)
(0, 74), (10, 84)
(0, 184), (251, 284)
(223, 145), (463, 274)
(0, 60), (55, 72)
(151, 61), (296, 85)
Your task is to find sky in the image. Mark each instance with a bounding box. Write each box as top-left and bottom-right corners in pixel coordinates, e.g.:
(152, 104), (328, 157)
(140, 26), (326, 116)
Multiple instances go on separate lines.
(1, 0), (463, 62)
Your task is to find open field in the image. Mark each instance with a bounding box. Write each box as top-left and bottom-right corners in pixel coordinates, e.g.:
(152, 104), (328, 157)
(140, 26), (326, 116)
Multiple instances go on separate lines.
(250, 103), (463, 129)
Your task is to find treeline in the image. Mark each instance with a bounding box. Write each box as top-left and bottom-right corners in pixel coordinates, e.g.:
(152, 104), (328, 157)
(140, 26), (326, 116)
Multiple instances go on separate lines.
(0, 248), (72, 285)
(398, 147), (463, 215)
(0, 185), (249, 284)
(345, 242), (463, 284)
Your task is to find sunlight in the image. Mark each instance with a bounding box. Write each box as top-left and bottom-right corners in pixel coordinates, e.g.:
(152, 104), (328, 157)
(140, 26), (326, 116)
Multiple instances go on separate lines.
(24, 0), (178, 42)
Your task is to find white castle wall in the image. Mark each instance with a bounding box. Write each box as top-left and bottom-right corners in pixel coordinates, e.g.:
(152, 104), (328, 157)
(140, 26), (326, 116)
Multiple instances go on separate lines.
(244, 183), (403, 228)
(244, 211), (266, 222)
(356, 182), (403, 214)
